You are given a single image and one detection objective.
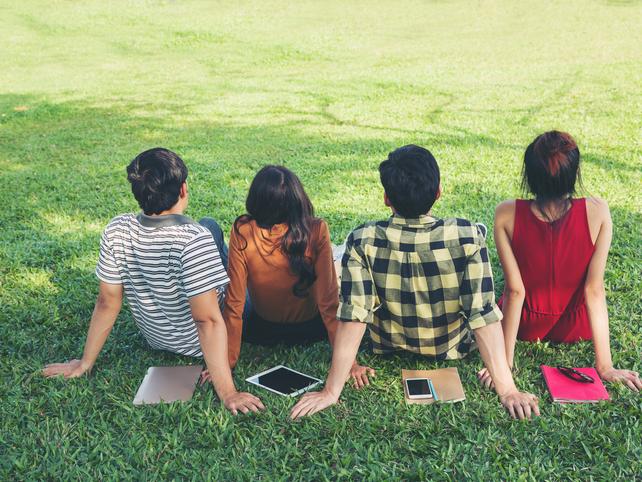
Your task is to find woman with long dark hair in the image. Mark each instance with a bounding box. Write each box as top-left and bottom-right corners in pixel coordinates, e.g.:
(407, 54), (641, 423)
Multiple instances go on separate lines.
(478, 131), (640, 391)
(223, 165), (373, 386)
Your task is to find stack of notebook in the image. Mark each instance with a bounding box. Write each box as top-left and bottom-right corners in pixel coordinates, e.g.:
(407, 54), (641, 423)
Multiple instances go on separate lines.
(541, 365), (610, 403)
(402, 367), (466, 405)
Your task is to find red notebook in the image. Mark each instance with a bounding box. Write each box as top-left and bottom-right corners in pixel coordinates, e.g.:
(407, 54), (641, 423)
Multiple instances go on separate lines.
(541, 365), (610, 403)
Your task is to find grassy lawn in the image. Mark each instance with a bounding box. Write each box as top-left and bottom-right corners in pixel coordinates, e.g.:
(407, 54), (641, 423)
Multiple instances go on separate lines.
(1, 0), (641, 479)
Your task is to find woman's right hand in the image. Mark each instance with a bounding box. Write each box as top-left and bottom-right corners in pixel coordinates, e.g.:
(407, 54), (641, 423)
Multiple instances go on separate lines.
(499, 390), (540, 420)
(43, 359), (92, 378)
(477, 367), (495, 390)
(349, 363), (376, 389)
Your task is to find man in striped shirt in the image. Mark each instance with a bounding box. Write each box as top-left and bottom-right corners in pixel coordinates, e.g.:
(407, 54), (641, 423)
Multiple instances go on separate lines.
(44, 148), (263, 415)
(292, 145), (540, 420)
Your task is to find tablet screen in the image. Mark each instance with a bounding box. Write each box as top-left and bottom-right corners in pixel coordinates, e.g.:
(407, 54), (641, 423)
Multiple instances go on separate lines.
(257, 367), (319, 395)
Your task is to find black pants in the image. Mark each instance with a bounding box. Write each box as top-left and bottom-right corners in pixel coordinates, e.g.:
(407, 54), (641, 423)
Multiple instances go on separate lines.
(242, 310), (328, 346)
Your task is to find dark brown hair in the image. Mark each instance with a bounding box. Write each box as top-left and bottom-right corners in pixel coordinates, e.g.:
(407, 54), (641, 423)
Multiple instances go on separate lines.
(126, 148), (188, 215)
(234, 165), (317, 297)
(522, 131), (581, 219)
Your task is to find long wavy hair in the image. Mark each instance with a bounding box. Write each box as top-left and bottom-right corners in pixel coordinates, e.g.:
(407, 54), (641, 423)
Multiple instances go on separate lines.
(234, 165), (317, 297)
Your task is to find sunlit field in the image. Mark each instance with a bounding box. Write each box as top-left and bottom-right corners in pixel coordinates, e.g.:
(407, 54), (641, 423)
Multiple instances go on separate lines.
(1, 1), (640, 479)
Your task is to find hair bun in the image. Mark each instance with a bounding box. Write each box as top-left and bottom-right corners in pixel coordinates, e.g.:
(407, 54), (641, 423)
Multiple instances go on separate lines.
(536, 131), (578, 176)
(547, 150), (566, 176)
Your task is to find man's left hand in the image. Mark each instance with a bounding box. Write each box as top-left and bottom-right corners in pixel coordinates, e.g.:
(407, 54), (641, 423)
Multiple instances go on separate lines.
(290, 389), (339, 420)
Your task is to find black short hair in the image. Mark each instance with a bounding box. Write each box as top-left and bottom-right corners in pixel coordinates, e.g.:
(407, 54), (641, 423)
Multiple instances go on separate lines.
(379, 145), (440, 217)
(126, 148), (188, 215)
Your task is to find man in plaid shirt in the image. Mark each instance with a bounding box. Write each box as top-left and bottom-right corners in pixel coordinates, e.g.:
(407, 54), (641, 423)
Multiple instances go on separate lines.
(292, 145), (540, 420)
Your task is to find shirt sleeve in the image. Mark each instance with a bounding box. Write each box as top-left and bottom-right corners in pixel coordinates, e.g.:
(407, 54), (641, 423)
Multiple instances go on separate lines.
(180, 230), (230, 299)
(310, 220), (339, 344)
(95, 229), (122, 285)
(336, 230), (378, 323)
(222, 226), (248, 368)
(459, 237), (503, 330)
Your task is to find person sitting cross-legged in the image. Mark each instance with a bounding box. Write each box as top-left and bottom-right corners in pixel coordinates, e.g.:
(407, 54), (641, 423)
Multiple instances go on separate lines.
(43, 148), (264, 416)
(290, 145), (540, 420)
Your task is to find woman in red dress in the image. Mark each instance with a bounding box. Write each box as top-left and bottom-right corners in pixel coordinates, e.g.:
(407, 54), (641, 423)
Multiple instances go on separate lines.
(479, 131), (640, 391)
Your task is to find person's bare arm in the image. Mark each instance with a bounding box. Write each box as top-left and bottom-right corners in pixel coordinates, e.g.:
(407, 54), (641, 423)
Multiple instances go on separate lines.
(312, 222), (375, 389)
(290, 230), (377, 420)
(495, 201), (525, 369)
(585, 198), (641, 391)
(290, 321), (367, 419)
(189, 290), (265, 414)
(478, 201), (524, 389)
(475, 322), (540, 419)
(460, 229), (538, 419)
(43, 281), (123, 378)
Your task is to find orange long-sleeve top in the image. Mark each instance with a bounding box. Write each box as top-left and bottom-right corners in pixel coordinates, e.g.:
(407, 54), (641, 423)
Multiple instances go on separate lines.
(223, 218), (339, 367)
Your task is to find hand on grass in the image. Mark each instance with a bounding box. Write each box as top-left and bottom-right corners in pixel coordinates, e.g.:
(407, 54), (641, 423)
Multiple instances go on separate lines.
(43, 359), (92, 378)
(222, 391), (265, 415)
(477, 367), (494, 390)
(349, 363), (375, 389)
(500, 390), (540, 420)
(200, 369), (211, 385)
(599, 367), (641, 392)
(290, 389), (339, 420)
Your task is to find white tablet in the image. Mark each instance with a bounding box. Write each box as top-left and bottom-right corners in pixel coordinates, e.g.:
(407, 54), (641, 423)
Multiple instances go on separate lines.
(246, 365), (322, 397)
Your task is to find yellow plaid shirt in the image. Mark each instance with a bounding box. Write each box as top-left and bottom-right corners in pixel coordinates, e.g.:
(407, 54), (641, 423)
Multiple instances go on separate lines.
(337, 214), (502, 359)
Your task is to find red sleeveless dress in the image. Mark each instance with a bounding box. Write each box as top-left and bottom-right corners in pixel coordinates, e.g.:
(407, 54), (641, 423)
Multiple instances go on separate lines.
(501, 199), (595, 342)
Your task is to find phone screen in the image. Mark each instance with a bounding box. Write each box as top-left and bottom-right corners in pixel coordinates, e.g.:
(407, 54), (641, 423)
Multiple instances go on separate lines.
(406, 378), (433, 396)
(258, 367), (318, 395)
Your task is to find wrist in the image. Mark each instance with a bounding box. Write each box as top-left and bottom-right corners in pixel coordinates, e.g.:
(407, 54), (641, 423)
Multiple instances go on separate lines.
(79, 358), (94, 372)
(596, 364), (613, 376)
(323, 385), (342, 402)
(215, 383), (238, 402)
(494, 380), (518, 398)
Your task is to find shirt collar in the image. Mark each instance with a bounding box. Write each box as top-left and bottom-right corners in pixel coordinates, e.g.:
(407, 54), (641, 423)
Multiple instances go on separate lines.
(390, 213), (438, 228)
(137, 212), (196, 228)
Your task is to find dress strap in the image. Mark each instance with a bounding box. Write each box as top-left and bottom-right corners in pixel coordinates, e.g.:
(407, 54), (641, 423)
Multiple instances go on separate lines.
(512, 199), (531, 243)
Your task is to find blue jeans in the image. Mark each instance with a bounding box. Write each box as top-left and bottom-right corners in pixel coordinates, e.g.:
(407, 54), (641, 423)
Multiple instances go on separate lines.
(199, 217), (250, 316)
(198, 217), (229, 269)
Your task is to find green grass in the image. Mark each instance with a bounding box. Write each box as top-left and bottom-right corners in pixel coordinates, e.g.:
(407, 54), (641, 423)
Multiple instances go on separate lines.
(1, 0), (641, 479)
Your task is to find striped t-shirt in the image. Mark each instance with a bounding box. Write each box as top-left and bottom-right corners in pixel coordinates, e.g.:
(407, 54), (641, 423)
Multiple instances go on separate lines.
(96, 213), (229, 357)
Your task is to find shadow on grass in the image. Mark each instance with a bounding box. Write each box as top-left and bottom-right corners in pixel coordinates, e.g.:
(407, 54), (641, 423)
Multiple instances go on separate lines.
(0, 92), (525, 241)
(1, 94), (641, 481)
(581, 152), (640, 175)
(1, 93), (640, 367)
